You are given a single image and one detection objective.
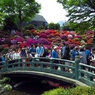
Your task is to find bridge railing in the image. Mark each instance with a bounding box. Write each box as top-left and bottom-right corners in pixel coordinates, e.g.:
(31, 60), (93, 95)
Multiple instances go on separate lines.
(0, 56), (95, 86)
(79, 63), (95, 86)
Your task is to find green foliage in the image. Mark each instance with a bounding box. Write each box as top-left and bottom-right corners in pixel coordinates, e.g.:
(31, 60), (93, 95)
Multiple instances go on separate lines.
(48, 22), (60, 30)
(42, 88), (64, 95)
(0, 0), (41, 31)
(3, 84), (12, 91)
(3, 17), (18, 31)
(1, 77), (10, 83)
(39, 25), (45, 30)
(57, 0), (95, 33)
(48, 22), (55, 29)
(0, 12), (6, 29)
(62, 24), (72, 31)
(42, 86), (95, 95)
(54, 23), (60, 30)
(73, 38), (80, 41)
(26, 24), (35, 30)
(68, 21), (91, 34)
(3, 48), (9, 53)
(24, 29), (31, 36)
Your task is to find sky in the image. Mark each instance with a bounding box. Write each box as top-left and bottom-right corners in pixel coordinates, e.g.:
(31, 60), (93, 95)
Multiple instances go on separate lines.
(36, 0), (68, 23)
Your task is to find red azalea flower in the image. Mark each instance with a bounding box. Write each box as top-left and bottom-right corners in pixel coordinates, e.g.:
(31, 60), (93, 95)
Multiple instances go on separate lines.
(30, 29), (35, 33)
(19, 42), (27, 47)
(5, 44), (9, 47)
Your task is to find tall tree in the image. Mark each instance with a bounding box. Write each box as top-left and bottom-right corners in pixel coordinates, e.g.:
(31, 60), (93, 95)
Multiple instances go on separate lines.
(57, 0), (95, 31)
(0, 0), (41, 32)
(57, 0), (95, 46)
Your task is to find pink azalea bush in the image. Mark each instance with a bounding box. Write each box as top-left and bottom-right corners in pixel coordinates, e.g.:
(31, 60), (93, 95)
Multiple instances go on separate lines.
(60, 34), (68, 40)
(0, 29), (95, 49)
(15, 31), (22, 36)
(74, 35), (82, 39)
(27, 38), (38, 46)
(11, 39), (17, 44)
(38, 38), (51, 45)
(45, 30), (50, 35)
(39, 33), (47, 38)
(15, 37), (25, 42)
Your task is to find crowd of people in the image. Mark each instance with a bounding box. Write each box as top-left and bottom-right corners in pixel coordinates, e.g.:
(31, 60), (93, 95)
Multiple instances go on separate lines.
(0, 43), (95, 73)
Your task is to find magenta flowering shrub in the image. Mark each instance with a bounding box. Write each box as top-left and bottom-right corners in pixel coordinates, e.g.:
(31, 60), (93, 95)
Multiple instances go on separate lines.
(15, 37), (24, 42)
(38, 38), (51, 45)
(27, 38), (38, 46)
(60, 34), (68, 40)
(87, 30), (94, 34)
(45, 30), (51, 35)
(11, 39), (17, 44)
(87, 36), (93, 39)
(15, 31), (21, 36)
(39, 33), (47, 38)
(48, 34), (54, 38)
(74, 35), (82, 39)
(64, 42), (69, 45)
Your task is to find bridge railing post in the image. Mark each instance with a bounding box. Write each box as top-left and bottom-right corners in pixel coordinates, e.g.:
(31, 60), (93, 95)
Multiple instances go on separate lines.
(74, 55), (80, 80)
(50, 58), (53, 72)
(32, 57), (35, 68)
(5, 59), (8, 72)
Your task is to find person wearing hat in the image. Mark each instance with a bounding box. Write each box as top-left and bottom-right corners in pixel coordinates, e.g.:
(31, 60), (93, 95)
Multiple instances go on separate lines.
(52, 46), (58, 58)
(51, 46), (59, 70)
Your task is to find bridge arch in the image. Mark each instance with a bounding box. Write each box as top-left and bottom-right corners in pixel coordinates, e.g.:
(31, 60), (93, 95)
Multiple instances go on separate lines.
(0, 56), (95, 86)
(2, 70), (88, 87)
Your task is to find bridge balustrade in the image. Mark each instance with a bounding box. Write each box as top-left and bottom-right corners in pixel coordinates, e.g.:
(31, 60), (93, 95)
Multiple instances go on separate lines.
(0, 56), (95, 86)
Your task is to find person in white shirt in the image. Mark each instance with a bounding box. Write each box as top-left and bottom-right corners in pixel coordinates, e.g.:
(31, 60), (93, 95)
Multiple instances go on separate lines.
(13, 49), (21, 60)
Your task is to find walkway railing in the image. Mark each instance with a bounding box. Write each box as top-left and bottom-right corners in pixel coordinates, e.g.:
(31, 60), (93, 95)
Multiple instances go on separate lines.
(0, 56), (95, 86)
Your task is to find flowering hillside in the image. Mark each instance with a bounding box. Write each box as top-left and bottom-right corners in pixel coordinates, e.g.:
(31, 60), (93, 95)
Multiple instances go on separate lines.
(0, 29), (94, 52)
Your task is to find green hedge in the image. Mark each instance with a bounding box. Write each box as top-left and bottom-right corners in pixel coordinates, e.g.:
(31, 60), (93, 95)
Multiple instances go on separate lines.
(42, 86), (95, 95)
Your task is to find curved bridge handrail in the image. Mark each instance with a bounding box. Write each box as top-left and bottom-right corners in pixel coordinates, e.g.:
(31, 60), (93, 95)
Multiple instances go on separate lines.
(0, 56), (95, 86)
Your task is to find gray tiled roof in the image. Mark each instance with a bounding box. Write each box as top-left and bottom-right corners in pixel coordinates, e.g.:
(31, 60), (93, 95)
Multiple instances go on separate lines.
(32, 15), (47, 22)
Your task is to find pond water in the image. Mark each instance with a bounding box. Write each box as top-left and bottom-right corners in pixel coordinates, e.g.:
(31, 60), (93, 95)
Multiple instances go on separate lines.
(2, 78), (74, 95)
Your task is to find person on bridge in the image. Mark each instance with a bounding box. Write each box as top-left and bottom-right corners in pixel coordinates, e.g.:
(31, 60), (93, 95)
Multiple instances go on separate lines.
(0, 53), (5, 70)
(62, 45), (70, 72)
(29, 45), (36, 57)
(90, 48), (95, 72)
(61, 43), (66, 59)
(51, 46), (59, 70)
(89, 48), (95, 81)
(35, 43), (44, 57)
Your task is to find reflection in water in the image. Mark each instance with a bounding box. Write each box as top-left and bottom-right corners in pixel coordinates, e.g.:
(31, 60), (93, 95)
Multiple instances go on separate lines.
(2, 78), (74, 95)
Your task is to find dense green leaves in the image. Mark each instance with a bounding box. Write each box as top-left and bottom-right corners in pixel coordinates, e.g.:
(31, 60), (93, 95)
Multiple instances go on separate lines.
(57, 0), (95, 32)
(48, 22), (60, 30)
(42, 86), (95, 95)
(0, 0), (41, 31)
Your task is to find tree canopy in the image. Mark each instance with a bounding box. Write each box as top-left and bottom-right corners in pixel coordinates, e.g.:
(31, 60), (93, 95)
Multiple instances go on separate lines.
(0, 0), (41, 31)
(48, 22), (60, 30)
(57, 0), (95, 32)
